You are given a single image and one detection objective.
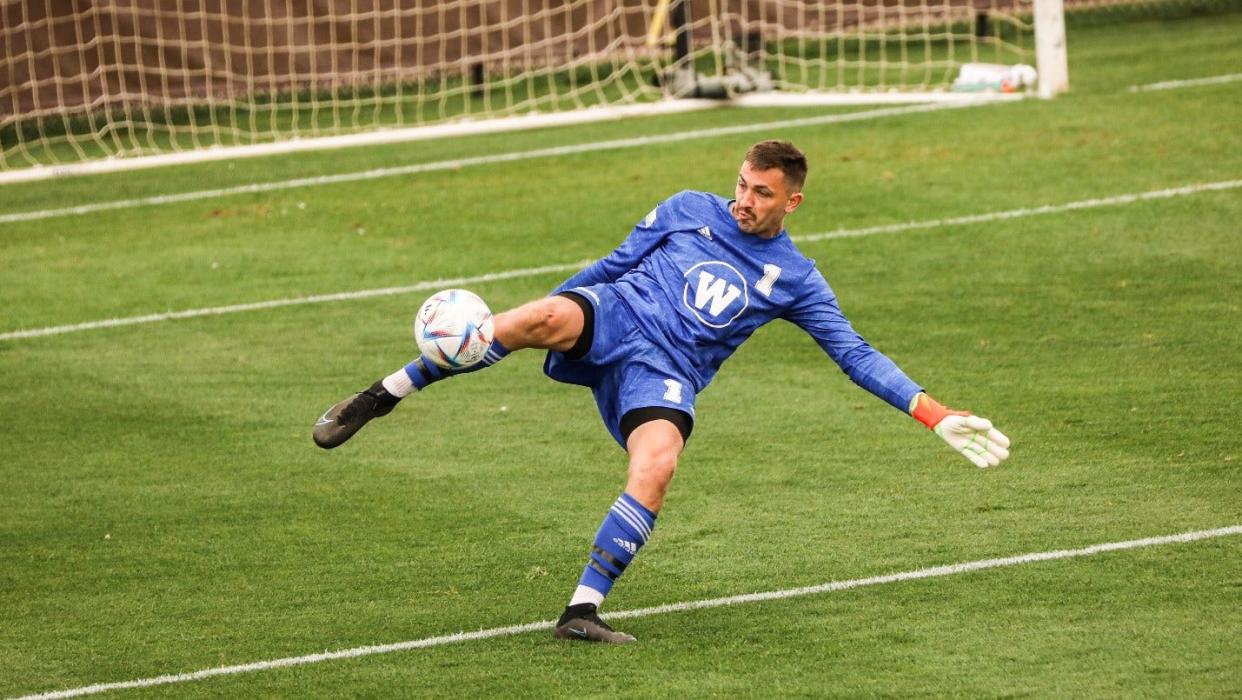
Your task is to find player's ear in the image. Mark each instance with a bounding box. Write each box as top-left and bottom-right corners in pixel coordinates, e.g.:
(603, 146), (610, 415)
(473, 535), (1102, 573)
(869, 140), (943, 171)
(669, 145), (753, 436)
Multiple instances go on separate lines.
(785, 191), (804, 214)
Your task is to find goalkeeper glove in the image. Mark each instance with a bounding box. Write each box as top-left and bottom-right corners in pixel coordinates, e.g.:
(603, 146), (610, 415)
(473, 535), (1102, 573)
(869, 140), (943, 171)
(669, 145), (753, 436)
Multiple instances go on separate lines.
(910, 393), (1011, 468)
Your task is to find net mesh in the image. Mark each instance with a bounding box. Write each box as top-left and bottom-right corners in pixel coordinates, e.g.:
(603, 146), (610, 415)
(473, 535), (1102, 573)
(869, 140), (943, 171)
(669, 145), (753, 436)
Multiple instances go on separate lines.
(672, 0), (1034, 95)
(0, 0), (1068, 172)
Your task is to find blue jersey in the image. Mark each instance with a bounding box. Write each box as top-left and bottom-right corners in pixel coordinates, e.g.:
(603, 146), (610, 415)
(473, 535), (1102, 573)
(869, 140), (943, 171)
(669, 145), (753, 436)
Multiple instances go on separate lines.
(554, 190), (922, 413)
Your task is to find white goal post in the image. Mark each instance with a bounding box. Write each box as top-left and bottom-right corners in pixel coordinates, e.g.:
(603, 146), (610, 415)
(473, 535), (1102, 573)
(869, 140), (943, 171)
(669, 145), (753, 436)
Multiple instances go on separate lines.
(0, 0), (1066, 182)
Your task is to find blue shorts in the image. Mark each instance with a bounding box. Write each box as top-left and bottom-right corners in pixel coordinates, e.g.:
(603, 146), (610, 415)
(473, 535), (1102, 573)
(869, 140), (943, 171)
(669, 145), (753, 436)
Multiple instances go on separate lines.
(543, 284), (697, 448)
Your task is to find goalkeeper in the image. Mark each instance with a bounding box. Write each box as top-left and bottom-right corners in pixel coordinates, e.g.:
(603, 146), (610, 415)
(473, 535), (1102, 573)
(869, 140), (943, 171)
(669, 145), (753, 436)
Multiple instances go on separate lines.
(312, 140), (1010, 643)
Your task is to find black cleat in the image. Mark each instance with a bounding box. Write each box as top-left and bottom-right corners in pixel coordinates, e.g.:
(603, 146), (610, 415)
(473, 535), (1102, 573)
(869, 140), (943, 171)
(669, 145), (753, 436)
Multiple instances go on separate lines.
(313, 381), (400, 449)
(552, 603), (636, 644)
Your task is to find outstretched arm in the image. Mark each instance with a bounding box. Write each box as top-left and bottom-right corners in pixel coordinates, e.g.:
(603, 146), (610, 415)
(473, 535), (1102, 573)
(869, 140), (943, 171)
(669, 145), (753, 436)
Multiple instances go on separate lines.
(784, 268), (1011, 468)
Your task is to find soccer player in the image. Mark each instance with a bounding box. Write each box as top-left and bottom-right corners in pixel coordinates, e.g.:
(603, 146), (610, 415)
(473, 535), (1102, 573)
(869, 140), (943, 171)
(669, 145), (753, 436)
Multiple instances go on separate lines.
(312, 140), (1010, 643)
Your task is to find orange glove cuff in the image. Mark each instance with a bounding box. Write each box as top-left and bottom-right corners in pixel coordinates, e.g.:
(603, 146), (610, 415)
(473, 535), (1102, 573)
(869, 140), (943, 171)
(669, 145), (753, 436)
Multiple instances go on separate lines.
(911, 393), (969, 430)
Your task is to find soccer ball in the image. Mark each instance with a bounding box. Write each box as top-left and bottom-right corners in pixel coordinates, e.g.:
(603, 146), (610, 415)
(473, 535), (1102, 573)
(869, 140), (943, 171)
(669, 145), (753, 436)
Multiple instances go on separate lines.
(414, 289), (495, 369)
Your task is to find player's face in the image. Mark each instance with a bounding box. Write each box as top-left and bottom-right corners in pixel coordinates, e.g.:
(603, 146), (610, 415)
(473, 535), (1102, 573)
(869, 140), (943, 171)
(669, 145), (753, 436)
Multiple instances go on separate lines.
(732, 160), (803, 238)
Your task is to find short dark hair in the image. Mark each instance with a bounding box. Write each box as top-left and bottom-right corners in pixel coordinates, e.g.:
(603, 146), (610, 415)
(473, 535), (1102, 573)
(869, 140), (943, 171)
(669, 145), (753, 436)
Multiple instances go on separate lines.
(745, 140), (808, 192)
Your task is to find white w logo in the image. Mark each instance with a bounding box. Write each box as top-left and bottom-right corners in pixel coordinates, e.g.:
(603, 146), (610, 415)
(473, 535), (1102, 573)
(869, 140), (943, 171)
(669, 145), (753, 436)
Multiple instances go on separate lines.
(682, 261), (749, 328)
(694, 271), (742, 316)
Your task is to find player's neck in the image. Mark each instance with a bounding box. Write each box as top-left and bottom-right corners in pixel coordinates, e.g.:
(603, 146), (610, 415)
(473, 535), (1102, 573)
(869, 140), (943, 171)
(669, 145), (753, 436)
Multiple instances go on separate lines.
(740, 223), (783, 239)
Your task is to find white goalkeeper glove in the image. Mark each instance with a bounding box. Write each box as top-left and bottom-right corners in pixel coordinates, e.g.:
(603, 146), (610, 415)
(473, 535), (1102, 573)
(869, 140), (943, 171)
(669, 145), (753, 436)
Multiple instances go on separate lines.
(910, 393), (1011, 468)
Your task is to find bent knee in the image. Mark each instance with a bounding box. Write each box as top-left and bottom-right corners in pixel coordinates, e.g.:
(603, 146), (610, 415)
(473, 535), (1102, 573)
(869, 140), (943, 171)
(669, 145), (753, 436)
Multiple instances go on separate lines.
(627, 422), (683, 481)
(624, 420), (683, 511)
(626, 450), (678, 511)
(629, 453), (677, 485)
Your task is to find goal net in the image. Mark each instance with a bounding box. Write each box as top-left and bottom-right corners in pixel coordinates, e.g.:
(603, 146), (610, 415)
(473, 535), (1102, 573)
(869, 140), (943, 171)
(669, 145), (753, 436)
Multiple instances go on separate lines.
(1, 0), (1045, 179)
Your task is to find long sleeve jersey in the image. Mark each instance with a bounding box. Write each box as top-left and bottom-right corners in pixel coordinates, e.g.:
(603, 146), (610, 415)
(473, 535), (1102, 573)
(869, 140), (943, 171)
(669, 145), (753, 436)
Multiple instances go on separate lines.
(554, 190), (922, 412)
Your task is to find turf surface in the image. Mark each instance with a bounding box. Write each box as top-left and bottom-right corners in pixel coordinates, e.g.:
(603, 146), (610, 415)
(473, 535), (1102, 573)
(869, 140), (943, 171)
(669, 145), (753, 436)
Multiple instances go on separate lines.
(2, 8), (1240, 699)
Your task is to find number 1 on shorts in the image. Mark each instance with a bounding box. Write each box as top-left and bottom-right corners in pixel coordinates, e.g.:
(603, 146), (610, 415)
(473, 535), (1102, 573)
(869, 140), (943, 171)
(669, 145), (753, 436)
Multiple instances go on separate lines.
(662, 379), (683, 404)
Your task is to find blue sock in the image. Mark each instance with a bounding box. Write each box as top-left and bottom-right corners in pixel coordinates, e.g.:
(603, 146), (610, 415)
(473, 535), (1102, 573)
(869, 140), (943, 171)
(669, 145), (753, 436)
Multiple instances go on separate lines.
(572, 492), (657, 606)
(406, 338), (510, 390)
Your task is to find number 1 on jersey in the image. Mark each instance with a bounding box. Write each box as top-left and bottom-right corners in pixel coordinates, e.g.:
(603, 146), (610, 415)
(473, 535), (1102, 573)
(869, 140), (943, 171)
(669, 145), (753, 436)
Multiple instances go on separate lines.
(755, 264), (782, 297)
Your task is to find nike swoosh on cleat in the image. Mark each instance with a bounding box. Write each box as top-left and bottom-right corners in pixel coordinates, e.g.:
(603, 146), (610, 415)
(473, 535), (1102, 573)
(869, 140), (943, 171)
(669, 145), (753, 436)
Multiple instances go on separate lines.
(569, 627), (588, 638)
(315, 410), (333, 427)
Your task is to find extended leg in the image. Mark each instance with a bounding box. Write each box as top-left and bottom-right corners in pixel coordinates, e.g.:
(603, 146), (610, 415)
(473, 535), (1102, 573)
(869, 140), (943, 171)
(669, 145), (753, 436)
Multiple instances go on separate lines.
(312, 296), (585, 449)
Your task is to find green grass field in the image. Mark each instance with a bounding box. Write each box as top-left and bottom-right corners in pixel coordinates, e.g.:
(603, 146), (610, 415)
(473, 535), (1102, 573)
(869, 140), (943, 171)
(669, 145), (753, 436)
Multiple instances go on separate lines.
(2, 8), (1241, 699)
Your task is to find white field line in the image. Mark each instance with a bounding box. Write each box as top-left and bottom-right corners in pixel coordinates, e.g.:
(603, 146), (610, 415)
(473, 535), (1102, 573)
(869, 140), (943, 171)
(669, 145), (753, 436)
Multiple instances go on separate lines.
(795, 178), (1242, 244)
(2, 178), (1239, 343)
(1128, 72), (1242, 92)
(0, 262), (590, 341)
(14, 525), (1242, 700)
(0, 101), (986, 226)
